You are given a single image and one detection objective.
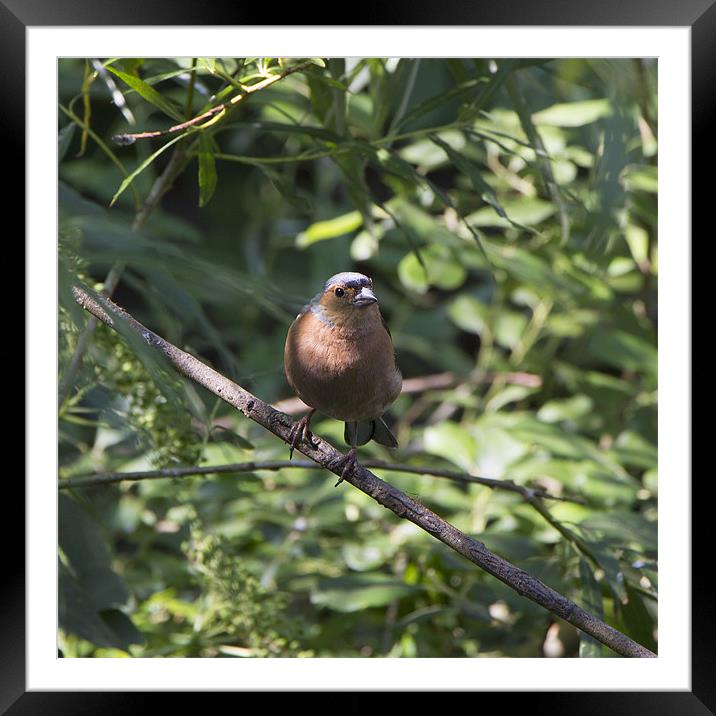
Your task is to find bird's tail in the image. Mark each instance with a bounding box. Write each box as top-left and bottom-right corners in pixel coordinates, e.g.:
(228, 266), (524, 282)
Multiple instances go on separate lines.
(344, 417), (398, 448)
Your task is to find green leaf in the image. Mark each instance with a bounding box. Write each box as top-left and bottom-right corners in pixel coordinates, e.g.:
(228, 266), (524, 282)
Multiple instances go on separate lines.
(197, 134), (218, 207)
(366, 58), (392, 139)
(586, 328), (657, 375)
(472, 420), (529, 478)
(399, 129), (465, 167)
(118, 67), (189, 88)
(532, 99), (612, 127)
(311, 575), (419, 613)
(373, 148), (423, 185)
(538, 395), (594, 424)
(398, 244), (467, 294)
(59, 103), (141, 208)
(485, 385), (537, 413)
(60, 562), (143, 650)
(59, 495), (120, 595)
(98, 609), (145, 649)
(467, 198), (555, 228)
(430, 133), (529, 233)
(308, 72), (348, 91)
(394, 78), (485, 132)
(198, 57), (217, 73)
(591, 547), (628, 605)
(232, 120), (341, 144)
(260, 166), (312, 214)
(116, 58), (144, 75)
(306, 72), (334, 125)
(578, 558), (606, 657)
(582, 512), (657, 552)
(620, 583), (657, 653)
(611, 431), (657, 470)
(447, 294), (490, 335)
(209, 425), (255, 450)
(423, 423), (477, 472)
(624, 165), (658, 193)
(59, 563), (121, 647)
(59, 495), (141, 649)
(105, 65), (185, 122)
(110, 132), (186, 206)
(341, 537), (394, 571)
(58, 123), (76, 162)
(350, 228), (381, 261)
(494, 311), (529, 350)
(624, 224), (650, 266)
(296, 210), (363, 247)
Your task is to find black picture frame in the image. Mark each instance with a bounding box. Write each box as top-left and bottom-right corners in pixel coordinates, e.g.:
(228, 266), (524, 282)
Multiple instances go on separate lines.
(11, 0), (706, 711)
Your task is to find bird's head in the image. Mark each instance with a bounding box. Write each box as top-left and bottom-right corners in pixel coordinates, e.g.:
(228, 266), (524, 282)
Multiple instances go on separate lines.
(315, 272), (380, 324)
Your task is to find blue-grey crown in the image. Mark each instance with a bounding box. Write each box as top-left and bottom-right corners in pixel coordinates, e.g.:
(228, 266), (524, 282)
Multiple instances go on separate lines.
(323, 272), (372, 291)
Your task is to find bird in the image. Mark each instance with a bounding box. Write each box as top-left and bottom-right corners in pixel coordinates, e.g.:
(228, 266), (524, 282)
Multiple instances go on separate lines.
(284, 271), (402, 485)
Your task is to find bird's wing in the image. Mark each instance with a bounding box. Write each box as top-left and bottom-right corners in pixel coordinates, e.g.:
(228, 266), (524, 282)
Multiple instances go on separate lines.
(344, 418), (398, 448)
(372, 416), (398, 447)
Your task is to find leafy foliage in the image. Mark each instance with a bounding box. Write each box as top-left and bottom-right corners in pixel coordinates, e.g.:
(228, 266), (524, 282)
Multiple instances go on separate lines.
(58, 57), (657, 658)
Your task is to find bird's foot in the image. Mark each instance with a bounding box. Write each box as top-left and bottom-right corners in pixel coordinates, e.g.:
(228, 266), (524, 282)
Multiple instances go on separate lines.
(333, 447), (358, 487)
(288, 410), (317, 459)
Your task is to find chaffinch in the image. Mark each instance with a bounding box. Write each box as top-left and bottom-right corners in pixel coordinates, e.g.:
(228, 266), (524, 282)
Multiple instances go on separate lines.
(284, 271), (402, 484)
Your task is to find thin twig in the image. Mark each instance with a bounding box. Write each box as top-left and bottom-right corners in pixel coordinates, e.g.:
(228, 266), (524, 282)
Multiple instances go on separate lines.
(524, 492), (602, 566)
(272, 370), (541, 416)
(58, 458), (583, 504)
(201, 116), (485, 168)
(111, 61), (314, 145)
(68, 285), (655, 659)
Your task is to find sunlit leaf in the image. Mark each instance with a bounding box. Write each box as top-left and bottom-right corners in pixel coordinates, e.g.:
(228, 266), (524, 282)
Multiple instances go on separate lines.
(197, 134), (217, 207)
(467, 198), (555, 228)
(105, 65), (185, 121)
(110, 132), (186, 206)
(398, 244), (467, 294)
(538, 395), (594, 424)
(424, 423), (477, 471)
(532, 99), (612, 127)
(447, 294), (490, 335)
(296, 210), (363, 247)
(623, 165), (658, 193)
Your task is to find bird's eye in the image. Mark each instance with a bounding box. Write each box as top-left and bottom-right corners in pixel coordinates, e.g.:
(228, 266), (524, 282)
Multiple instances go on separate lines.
(334, 287), (345, 297)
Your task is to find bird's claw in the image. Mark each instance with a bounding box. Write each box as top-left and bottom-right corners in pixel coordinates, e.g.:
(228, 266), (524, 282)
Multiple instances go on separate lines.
(288, 413), (316, 459)
(333, 447), (358, 487)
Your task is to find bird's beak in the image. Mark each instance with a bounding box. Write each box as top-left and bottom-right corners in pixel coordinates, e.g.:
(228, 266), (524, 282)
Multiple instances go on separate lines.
(353, 287), (378, 307)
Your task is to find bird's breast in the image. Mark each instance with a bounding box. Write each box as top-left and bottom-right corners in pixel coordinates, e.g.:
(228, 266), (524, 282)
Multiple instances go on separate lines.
(284, 311), (401, 422)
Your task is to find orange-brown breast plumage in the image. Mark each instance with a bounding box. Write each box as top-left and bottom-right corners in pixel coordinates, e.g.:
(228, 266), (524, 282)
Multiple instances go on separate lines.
(284, 273), (402, 426)
(284, 305), (401, 423)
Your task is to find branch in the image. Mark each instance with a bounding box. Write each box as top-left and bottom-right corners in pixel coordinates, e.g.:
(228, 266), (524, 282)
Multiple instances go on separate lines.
(58, 458), (583, 504)
(111, 61), (315, 145)
(68, 285), (656, 659)
(272, 369), (541, 415)
(58, 262), (124, 404)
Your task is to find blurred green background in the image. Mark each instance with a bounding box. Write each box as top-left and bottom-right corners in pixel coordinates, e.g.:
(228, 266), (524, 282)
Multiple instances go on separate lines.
(58, 57), (657, 658)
